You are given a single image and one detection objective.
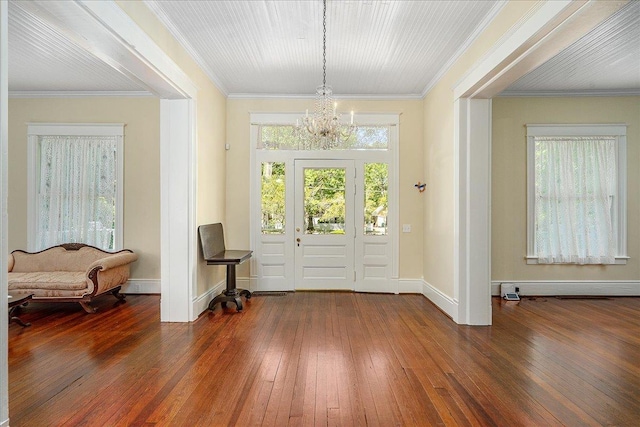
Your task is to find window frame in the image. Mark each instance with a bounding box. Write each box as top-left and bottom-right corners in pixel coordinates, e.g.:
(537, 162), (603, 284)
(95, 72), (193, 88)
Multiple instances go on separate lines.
(526, 123), (628, 265)
(27, 123), (125, 251)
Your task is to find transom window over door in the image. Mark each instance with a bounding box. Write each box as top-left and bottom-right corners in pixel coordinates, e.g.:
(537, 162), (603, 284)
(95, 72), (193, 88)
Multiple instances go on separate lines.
(28, 123), (124, 251)
(526, 124), (627, 265)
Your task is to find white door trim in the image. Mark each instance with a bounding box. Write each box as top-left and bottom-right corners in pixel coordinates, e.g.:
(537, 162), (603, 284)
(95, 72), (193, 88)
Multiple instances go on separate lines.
(160, 99), (197, 322)
(450, 0), (628, 325)
(453, 98), (492, 325)
(74, 1), (199, 322)
(1, 1), (10, 424)
(19, 0), (201, 321)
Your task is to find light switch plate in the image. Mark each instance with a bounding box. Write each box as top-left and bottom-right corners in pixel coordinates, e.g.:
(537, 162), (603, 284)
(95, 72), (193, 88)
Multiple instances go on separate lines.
(402, 224), (411, 232)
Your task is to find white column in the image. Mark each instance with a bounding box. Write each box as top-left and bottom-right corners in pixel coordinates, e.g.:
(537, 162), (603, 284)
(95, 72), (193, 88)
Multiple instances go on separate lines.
(1, 0), (10, 424)
(454, 98), (492, 326)
(160, 99), (197, 322)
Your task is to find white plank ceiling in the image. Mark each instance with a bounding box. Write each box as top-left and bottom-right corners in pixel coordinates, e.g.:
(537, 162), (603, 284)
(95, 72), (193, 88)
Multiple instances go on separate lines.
(6, 0), (640, 97)
(8, 0), (144, 93)
(501, 0), (640, 96)
(144, 0), (501, 97)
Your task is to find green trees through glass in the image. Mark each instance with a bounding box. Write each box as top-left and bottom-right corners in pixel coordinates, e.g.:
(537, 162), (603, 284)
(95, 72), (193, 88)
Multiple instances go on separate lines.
(303, 168), (346, 234)
(364, 163), (388, 235)
(261, 162), (286, 234)
(261, 162), (389, 236)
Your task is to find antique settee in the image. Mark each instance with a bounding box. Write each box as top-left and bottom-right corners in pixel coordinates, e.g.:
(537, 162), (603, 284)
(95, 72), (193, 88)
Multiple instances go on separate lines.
(8, 243), (138, 313)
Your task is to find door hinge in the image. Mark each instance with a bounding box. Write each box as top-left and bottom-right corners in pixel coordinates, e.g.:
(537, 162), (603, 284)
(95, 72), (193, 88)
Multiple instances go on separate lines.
(354, 271), (356, 281)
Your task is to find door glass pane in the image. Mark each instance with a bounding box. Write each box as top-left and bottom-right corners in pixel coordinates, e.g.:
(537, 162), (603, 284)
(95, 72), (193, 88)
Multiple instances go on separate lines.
(364, 163), (388, 235)
(304, 168), (346, 235)
(261, 162), (285, 234)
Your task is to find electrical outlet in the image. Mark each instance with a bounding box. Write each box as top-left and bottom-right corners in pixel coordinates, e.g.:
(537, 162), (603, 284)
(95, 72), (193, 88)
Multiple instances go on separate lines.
(402, 224), (411, 233)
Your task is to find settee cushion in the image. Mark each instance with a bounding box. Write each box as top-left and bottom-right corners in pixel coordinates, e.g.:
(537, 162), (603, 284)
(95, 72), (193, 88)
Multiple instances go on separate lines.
(8, 272), (88, 298)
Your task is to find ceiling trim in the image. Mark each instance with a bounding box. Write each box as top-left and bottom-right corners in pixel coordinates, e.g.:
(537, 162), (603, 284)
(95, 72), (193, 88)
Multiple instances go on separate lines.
(9, 90), (153, 98)
(77, 0), (198, 99)
(144, 0), (228, 97)
(228, 93), (423, 100)
(497, 89), (640, 98)
(421, 0), (508, 98)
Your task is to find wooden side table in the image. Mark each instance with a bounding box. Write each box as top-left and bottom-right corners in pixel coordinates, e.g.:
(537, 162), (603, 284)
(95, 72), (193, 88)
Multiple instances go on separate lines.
(8, 293), (33, 327)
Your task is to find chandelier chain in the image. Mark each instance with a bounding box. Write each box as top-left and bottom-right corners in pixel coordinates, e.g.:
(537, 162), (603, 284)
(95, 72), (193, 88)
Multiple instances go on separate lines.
(322, 0), (327, 91)
(296, 0), (356, 149)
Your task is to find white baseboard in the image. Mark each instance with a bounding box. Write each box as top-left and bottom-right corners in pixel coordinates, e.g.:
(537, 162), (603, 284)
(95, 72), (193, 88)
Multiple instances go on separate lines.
(192, 279), (226, 318)
(237, 277), (253, 291)
(122, 279), (160, 294)
(398, 279), (423, 293)
(422, 280), (458, 321)
(491, 280), (640, 296)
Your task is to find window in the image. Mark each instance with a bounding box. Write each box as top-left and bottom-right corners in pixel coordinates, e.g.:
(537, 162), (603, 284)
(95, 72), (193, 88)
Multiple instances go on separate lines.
(526, 124), (627, 264)
(28, 124), (124, 251)
(364, 163), (388, 235)
(303, 167), (346, 235)
(257, 123), (390, 151)
(261, 162), (286, 234)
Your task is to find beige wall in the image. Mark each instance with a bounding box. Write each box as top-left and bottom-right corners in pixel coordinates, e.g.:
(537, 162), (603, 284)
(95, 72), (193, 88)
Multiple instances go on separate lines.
(492, 96), (640, 281)
(422, 1), (538, 297)
(116, 1), (228, 295)
(8, 97), (160, 279)
(226, 98), (424, 279)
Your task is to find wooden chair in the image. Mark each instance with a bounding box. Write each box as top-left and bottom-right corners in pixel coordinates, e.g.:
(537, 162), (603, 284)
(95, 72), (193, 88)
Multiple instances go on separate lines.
(198, 223), (252, 312)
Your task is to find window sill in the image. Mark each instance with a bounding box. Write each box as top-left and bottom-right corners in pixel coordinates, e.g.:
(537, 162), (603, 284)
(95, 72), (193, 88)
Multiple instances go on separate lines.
(525, 256), (629, 265)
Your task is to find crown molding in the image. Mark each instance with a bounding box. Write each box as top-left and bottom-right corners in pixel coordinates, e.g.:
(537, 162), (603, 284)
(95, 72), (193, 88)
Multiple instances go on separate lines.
(451, 1), (546, 94)
(497, 89), (640, 97)
(228, 93), (423, 100)
(9, 90), (154, 98)
(144, 0), (228, 97)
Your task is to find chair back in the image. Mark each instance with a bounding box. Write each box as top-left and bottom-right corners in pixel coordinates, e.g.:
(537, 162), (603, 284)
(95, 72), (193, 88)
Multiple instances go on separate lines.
(198, 223), (226, 260)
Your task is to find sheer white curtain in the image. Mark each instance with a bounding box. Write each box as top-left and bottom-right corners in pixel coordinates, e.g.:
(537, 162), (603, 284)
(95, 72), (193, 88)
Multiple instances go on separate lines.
(534, 136), (616, 264)
(37, 135), (117, 251)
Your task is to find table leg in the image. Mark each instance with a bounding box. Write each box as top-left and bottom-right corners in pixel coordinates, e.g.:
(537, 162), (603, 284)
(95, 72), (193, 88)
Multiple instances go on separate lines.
(9, 305), (31, 327)
(207, 263), (252, 312)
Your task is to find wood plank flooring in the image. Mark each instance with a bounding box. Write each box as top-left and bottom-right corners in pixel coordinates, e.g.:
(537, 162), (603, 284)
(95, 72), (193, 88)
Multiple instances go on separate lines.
(8, 292), (640, 426)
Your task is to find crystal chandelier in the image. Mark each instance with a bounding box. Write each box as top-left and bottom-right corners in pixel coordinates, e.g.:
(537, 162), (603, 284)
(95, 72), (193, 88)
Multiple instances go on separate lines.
(297, 0), (355, 149)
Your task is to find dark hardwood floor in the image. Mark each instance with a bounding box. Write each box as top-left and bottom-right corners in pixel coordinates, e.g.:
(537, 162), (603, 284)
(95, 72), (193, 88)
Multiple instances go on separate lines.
(8, 292), (640, 426)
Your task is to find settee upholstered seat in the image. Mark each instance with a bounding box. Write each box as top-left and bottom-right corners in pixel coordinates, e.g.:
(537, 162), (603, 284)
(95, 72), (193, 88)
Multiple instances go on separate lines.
(8, 243), (138, 313)
(8, 271), (89, 294)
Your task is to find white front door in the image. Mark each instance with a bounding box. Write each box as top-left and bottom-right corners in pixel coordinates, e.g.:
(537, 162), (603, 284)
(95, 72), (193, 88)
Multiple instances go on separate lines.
(294, 159), (355, 290)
